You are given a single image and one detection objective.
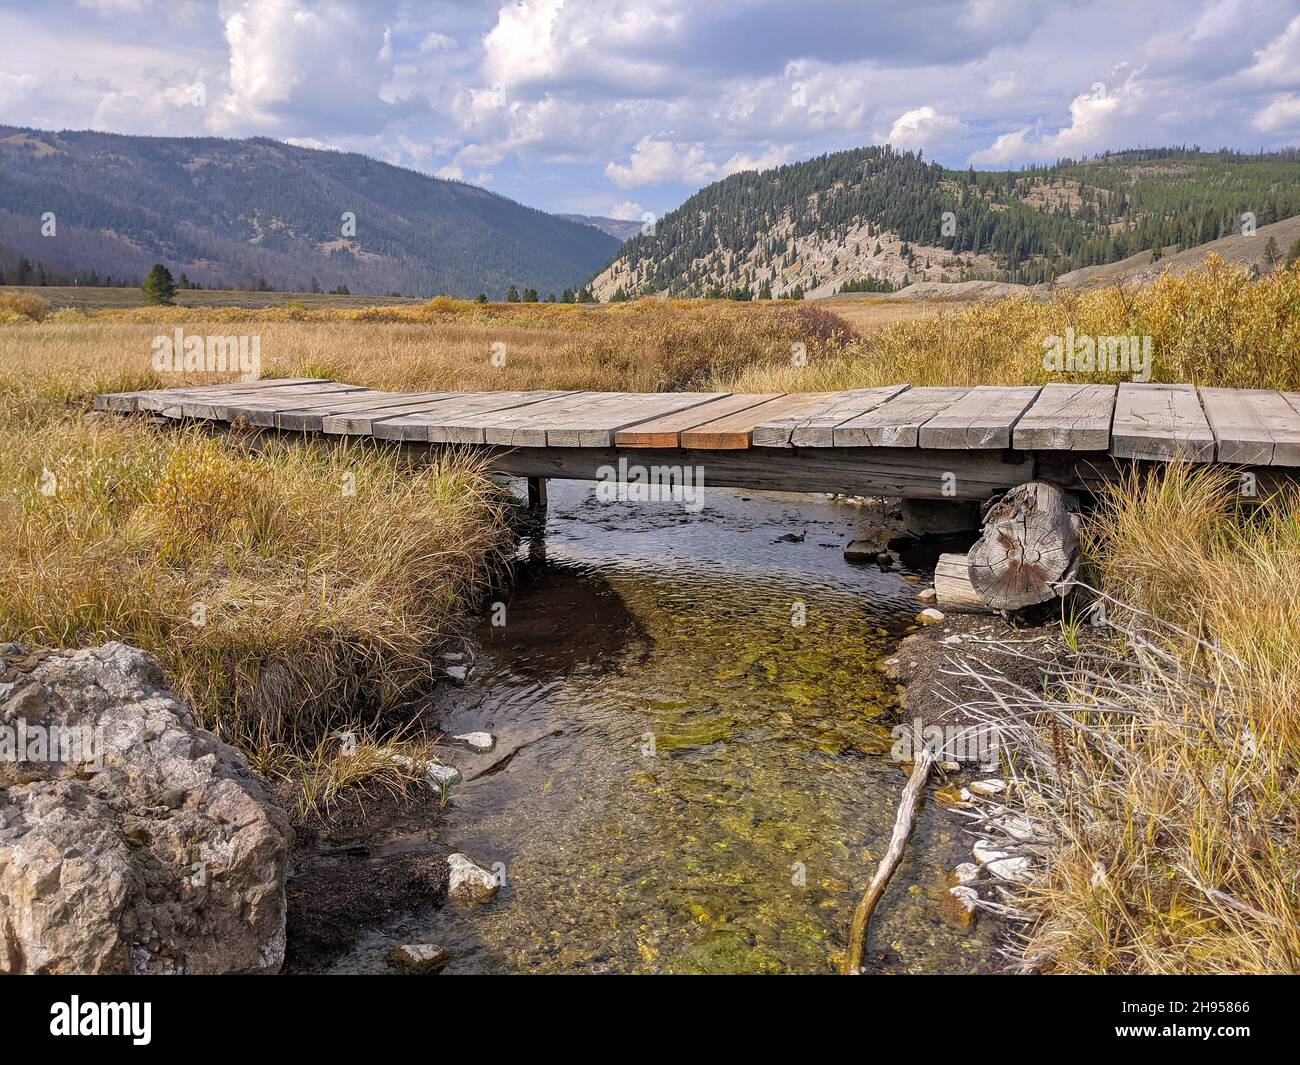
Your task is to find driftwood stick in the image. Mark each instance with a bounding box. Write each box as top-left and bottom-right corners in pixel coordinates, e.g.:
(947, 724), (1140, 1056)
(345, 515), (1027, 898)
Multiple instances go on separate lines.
(843, 749), (934, 974)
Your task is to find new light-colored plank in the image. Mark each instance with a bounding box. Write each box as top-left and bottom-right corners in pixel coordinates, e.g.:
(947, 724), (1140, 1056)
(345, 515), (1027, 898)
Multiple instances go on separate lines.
(1012, 383), (1116, 451)
(917, 386), (1041, 449)
(1111, 382), (1214, 462)
(833, 387), (969, 448)
(370, 391), (588, 443)
(680, 393), (837, 449)
(615, 393), (775, 447)
(753, 386), (910, 447)
(1200, 387), (1300, 466)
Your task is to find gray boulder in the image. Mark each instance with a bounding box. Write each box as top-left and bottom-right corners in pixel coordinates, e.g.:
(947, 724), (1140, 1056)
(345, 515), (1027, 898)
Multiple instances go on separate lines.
(0, 643), (293, 974)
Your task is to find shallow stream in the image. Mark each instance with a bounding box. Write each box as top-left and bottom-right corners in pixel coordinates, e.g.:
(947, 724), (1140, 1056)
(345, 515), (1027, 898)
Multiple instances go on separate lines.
(335, 480), (997, 974)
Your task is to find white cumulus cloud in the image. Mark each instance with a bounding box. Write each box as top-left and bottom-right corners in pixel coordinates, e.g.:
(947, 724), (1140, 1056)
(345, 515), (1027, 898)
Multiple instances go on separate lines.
(605, 135), (787, 188)
(884, 106), (968, 152)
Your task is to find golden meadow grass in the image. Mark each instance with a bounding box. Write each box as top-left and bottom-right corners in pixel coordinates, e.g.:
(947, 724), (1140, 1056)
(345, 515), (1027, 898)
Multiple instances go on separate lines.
(999, 465), (1300, 974)
(724, 256), (1300, 393)
(2, 262), (1298, 954)
(0, 336), (517, 814)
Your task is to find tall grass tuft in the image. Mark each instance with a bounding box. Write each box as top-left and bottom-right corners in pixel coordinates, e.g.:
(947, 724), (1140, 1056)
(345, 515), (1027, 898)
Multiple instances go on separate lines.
(0, 383), (514, 816)
(962, 465), (1300, 974)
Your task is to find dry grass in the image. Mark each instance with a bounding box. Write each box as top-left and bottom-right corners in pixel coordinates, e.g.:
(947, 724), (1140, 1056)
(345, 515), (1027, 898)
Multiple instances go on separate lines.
(0, 328), (518, 819)
(724, 256), (1300, 393)
(973, 465), (1300, 973)
(0, 296), (856, 396)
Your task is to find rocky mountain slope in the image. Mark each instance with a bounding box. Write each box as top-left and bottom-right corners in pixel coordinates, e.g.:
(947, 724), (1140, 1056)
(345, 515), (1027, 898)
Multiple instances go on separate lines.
(591, 146), (1300, 301)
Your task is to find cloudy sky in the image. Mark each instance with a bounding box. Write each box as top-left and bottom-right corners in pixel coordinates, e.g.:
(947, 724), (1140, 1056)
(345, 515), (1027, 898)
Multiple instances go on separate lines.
(2, 0), (1299, 219)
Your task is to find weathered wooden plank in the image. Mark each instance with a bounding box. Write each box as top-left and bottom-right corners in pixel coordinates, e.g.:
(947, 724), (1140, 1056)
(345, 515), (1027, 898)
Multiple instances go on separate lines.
(275, 392), (457, 431)
(324, 392), (547, 436)
(460, 391), (723, 448)
(681, 393), (836, 450)
(370, 391), (588, 443)
(1111, 383), (1214, 462)
(833, 387), (969, 448)
(166, 383), (367, 421)
(1283, 394), (1300, 467)
(542, 392), (728, 447)
(1200, 387), (1300, 466)
(917, 386), (1041, 449)
(215, 388), (394, 428)
(484, 445), (1036, 500)
(754, 386), (910, 447)
(92, 377), (331, 412)
(428, 392), (618, 447)
(1012, 383), (1116, 451)
(93, 391), (147, 412)
(615, 394), (775, 447)
(137, 380), (357, 411)
(132, 381), (326, 412)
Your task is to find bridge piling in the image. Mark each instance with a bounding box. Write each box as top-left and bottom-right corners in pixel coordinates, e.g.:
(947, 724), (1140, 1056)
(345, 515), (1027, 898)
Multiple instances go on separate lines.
(527, 476), (548, 512)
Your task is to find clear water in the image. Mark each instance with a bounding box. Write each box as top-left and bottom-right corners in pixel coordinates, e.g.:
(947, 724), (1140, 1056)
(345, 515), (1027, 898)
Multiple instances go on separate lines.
(333, 480), (997, 974)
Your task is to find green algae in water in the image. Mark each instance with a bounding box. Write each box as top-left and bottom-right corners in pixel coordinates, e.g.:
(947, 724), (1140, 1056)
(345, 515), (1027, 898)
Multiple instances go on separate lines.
(406, 491), (1000, 975)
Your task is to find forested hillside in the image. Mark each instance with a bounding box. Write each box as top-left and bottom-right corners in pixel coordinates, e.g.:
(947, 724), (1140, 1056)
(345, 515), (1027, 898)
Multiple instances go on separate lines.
(0, 127), (620, 298)
(591, 146), (1300, 300)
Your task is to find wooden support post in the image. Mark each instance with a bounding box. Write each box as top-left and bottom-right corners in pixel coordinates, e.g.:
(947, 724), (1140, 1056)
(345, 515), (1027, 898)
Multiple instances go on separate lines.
(527, 476), (548, 512)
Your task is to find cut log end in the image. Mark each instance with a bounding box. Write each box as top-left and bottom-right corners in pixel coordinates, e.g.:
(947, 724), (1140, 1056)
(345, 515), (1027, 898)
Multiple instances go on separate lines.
(967, 482), (1080, 612)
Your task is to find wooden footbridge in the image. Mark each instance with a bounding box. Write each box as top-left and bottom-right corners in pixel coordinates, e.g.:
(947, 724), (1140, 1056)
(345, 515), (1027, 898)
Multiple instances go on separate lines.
(95, 379), (1300, 501)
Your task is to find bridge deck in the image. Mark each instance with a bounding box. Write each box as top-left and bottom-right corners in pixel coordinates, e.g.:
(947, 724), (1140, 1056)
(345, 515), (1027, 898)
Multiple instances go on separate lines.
(95, 379), (1300, 467)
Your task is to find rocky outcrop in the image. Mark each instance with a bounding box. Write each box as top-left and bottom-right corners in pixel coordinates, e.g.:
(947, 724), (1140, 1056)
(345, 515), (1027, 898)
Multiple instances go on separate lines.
(0, 643), (293, 974)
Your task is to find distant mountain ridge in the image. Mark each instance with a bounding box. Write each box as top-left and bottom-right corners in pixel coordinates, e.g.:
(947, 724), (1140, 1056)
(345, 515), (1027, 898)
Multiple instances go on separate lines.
(558, 214), (644, 241)
(591, 145), (1300, 301)
(0, 127), (620, 298)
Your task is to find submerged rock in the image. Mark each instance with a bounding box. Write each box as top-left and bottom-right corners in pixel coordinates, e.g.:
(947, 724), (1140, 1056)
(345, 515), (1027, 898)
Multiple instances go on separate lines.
(949, 884), (979, 915)
(445, 665), (469, 683)
(843, 539), (883, 561)
(447, 853), (499, 905)
(0, 643), (292, 974)
(391, 754), (461, 789)
(387, 943), (453, 974)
